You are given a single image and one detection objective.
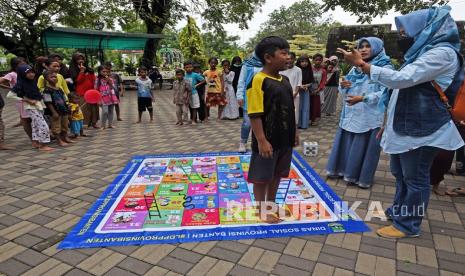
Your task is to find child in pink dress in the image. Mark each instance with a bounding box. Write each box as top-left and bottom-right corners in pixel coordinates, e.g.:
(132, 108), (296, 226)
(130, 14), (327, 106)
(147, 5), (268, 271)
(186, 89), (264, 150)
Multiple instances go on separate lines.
(95, 65), (119, 129)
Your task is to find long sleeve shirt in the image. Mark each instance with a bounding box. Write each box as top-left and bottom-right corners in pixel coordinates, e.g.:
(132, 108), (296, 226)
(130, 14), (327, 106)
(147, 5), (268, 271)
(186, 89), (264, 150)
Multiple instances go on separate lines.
(370, 46), (464, 154)
(339, 65), (392, 133)
(236, 65), (262, 111)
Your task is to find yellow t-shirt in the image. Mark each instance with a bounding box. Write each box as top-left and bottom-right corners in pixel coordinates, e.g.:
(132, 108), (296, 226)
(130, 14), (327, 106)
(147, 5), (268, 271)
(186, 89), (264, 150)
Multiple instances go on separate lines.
(246, 71), (285, 116)
(37, 73), (70, 99)
(69, 102), (84, 121)
(203, 69), (222, 93)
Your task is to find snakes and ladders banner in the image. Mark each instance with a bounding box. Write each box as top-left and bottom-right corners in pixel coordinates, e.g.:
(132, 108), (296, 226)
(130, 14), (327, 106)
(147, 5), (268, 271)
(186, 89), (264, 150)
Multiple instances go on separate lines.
(60, 152), (369, 249)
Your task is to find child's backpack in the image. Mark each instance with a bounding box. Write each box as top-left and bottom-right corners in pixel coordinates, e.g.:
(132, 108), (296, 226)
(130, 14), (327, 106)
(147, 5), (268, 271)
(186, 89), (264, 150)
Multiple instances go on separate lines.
(432, 53), (465, 122)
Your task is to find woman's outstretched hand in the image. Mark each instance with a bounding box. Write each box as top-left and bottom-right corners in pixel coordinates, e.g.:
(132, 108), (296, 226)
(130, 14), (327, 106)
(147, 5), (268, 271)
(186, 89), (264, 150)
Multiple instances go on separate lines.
(336, 48), (364, 66)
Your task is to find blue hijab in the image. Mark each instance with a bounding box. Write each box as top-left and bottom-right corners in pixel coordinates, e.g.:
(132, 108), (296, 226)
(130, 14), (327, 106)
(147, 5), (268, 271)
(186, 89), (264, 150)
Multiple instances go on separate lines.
(395, 5), (460, 66)
(345, 37), (392, 86)
(243, 52), (263, 68)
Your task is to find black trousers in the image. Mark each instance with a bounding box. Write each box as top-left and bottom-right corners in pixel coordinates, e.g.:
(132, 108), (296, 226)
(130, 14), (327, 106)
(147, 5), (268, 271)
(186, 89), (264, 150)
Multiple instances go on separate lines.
(197, 90), (207, 121)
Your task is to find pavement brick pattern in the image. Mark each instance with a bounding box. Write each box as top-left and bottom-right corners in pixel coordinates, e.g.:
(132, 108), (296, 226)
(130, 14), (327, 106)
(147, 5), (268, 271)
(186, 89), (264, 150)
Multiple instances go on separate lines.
(1, 88), (465, 276)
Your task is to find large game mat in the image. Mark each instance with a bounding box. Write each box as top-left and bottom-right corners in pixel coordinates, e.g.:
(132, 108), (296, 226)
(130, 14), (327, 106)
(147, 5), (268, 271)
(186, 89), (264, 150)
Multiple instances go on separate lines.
(60, 152), (369, 249)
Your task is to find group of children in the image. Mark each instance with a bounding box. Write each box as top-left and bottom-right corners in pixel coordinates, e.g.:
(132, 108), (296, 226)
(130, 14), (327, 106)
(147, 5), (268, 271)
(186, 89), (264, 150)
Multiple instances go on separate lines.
(0, 54), (125, 151)
(170, 58), (240, 125)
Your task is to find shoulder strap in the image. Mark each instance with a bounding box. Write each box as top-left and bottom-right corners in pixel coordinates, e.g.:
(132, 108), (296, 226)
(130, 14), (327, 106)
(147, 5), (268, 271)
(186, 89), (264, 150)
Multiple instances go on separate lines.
(431, 80), (452, 110)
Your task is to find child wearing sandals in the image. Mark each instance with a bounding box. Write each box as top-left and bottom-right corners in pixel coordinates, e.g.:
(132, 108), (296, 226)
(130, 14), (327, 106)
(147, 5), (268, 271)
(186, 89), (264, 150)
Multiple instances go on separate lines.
(12, 64), (53, 152)
(42, 70), (74, 146)
(246, 37), (298, 223)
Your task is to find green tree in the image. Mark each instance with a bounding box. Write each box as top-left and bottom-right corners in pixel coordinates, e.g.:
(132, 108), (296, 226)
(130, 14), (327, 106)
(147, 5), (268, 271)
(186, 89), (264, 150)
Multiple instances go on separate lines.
(322, 0), (449, 23)
(179, 16), (205, 65)
(128, 0), (266, 68)
(246, 0), (341, 51)
(0, 0), (125, 61)
(202, 32), (243, 60)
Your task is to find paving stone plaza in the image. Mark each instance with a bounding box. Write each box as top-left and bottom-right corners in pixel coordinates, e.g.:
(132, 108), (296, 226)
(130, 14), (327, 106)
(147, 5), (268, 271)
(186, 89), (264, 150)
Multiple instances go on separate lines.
(1, 88), (465, 276)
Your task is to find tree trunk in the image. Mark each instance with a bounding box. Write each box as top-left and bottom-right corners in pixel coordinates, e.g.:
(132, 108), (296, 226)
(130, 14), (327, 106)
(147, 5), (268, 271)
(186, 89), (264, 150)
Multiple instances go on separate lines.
(141, 21), (165, 68)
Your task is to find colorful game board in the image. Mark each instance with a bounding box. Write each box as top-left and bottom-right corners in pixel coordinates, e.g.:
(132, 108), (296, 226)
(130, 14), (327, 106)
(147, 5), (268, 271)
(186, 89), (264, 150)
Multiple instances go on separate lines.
(60, 152), (369, 249)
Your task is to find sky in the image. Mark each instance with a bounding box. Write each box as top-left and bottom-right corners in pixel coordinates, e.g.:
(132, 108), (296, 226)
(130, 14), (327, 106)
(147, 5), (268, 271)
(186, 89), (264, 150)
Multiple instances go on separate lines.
(178, 0), (465, 46)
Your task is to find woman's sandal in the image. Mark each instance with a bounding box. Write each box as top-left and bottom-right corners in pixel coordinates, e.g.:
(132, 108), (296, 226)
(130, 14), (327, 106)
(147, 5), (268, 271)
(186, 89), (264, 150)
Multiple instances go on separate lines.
(445, 188), (465, 197)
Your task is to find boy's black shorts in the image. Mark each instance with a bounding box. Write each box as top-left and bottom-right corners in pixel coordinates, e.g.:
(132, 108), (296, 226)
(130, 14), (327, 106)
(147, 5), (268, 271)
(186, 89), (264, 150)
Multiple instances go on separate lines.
(248, 147), (293, 184)
(138, 97), (153, 112)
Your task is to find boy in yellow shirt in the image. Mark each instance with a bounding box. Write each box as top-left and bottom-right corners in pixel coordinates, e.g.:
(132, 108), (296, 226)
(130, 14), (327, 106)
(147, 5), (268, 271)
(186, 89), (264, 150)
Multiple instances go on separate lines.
(37, 58), (70, 99)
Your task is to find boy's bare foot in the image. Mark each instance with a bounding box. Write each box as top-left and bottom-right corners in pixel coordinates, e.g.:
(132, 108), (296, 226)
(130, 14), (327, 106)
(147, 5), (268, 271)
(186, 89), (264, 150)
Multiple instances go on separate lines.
(100, 127), (106, 130)
(260, 212), (282, 224)
(135, 121), (141, 124)
(32, 141), (40, 148)
(108, 125), (115, 129)
(39, 145), (54, 152)
(0, 144), (15, 150)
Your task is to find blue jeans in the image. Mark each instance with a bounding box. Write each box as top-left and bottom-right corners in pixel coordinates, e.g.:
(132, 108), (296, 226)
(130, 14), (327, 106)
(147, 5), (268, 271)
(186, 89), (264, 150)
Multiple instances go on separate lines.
(386, 146), (438, 235)
(240, 110), (251, 144)
(298, 91), (310, 129)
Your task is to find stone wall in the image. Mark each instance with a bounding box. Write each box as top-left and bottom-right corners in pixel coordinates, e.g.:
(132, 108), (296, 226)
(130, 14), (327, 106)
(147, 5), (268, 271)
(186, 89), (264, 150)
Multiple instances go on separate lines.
(326, 21), (465, 60)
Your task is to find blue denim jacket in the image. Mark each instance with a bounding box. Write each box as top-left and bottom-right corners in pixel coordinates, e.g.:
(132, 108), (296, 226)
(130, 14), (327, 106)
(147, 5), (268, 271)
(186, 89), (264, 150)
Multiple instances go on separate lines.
(371, 47), (464, 154)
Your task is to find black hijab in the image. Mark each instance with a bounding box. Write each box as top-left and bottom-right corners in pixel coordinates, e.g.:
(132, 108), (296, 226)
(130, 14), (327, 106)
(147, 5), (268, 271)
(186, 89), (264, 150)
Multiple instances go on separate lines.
(230, 56), (242, 92)
(296, 56), (314, 85)
(13, 64), (42, 100)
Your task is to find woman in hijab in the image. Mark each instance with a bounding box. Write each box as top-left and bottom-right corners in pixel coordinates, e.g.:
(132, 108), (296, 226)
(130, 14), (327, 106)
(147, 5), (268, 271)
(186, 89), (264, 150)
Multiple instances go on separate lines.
(12, 64), (53, 151)
(236, 53), (263, 153)
(296, 55), (314, 129)
(338, 6), (464, 239)
(310, 53), (327, 125)
(326, 37), (392, 189)
(321, 56), (340, 116)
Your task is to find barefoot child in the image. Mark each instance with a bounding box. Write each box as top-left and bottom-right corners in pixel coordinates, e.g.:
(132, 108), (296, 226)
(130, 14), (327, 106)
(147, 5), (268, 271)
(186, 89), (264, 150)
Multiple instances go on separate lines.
(204, 57), (226, 120)
(184, 61), (205, 124)
(135, 67), (154, 123)
(172, 69), (192, 125)
(42, 70), (74, 146)
(95, 65), (119, 129)
(69, 93), (85, 139)
(12, 64), (53, 151)
(246, 36), (298, 223)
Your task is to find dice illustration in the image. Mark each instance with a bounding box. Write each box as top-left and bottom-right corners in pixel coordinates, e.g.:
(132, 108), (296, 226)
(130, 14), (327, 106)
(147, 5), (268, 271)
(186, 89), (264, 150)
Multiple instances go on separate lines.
(303, 142), (318, 157)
